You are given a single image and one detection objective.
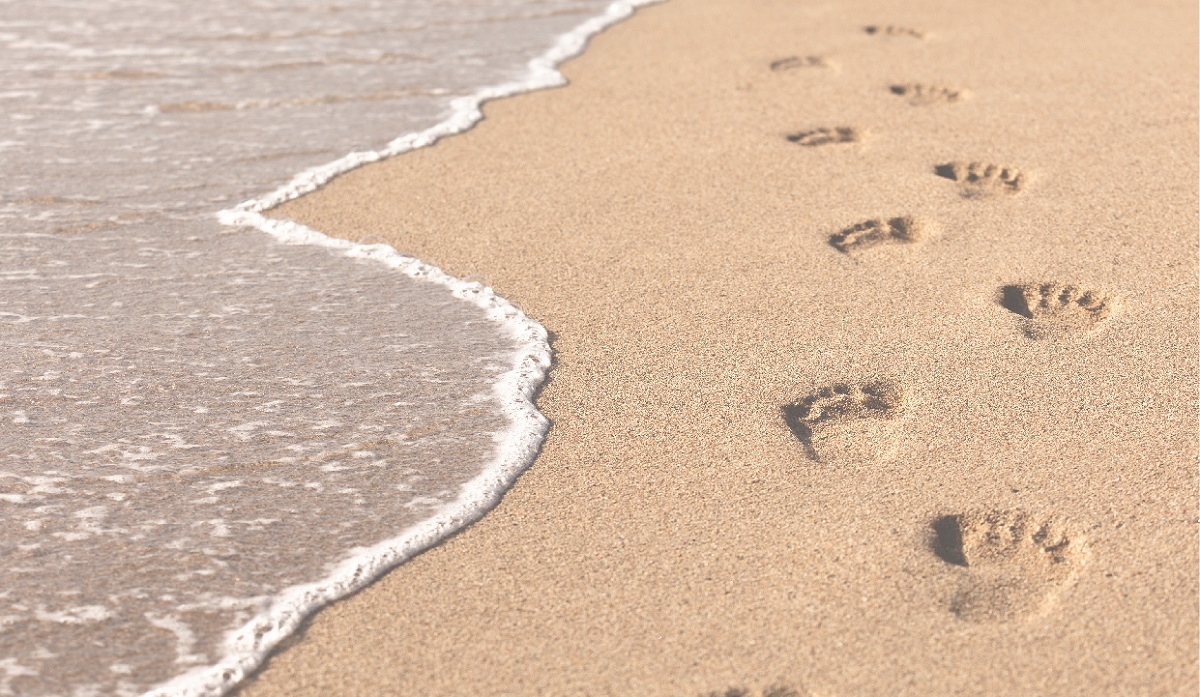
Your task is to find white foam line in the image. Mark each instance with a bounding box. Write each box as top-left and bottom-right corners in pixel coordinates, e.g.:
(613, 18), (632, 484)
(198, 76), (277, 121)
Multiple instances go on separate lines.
(144, 1), (661, 696)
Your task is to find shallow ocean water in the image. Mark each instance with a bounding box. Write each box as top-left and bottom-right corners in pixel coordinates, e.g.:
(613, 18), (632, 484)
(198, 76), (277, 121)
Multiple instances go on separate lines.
(0, 1), (622, 694)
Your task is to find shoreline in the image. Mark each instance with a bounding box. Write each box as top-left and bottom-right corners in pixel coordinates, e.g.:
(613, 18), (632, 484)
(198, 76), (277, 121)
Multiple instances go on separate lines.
(158, 4), (657, 694)
(3, 2), (659, 695)
(246, 0), (1198, 694)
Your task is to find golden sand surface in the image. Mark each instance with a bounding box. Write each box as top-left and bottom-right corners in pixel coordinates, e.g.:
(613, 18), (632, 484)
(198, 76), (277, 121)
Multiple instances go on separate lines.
(244, 0), (1198, 694)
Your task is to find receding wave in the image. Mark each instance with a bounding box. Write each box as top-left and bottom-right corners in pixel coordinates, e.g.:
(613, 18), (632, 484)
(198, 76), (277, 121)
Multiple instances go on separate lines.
(0, 1), (655, 695)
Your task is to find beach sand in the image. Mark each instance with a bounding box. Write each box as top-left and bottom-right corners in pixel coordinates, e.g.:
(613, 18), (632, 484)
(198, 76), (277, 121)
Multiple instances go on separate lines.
(242, 0), (1198, 694)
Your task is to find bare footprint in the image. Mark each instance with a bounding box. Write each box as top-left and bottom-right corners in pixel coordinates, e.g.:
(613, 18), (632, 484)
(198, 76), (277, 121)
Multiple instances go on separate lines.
(705, 685), (811, 697)
(890, 83), (965, 105)
(932, 510), (1089, 623)
(864, 24), (926, 39)
(935, 161), (1025, 196)
(830, 216), (930, 255)
(782, 381), (907, 464)
(771, 55), (832, 72)
(1000, 282), (1117, 340)
(787, 127), (863, 147)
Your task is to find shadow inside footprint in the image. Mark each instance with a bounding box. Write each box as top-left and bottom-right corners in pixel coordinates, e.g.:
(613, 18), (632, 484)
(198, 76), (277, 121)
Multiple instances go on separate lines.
(931, 511), (1089, 623)
(933, 163), (959, 181)
(931, 515), (968, 566)
(998, 285), (1032, 318)
(781, 405), (817, 457)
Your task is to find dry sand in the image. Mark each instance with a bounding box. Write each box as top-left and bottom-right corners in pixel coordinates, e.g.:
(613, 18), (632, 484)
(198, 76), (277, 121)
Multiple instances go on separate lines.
(241, 0), (1198, 694)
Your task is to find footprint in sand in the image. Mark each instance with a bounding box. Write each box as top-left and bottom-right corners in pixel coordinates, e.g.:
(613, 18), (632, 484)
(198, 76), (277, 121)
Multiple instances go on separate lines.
(782, 381), (907, 465)
(890, 83), (965, 105)
(1000, 282), (1117, 340)
(787, 127), (863, 147)
(771, 55), (833, 72)
(864, 24), (926, 39)
(932, 510), (1089, 623)
(705, 686), (811, 697)
(830, 216), (930, 255)
(935, 161), (1026, 196)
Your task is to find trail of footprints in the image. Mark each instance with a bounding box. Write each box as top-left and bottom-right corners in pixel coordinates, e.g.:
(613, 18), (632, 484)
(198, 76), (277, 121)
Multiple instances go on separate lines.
(760, 20), (1116, 636)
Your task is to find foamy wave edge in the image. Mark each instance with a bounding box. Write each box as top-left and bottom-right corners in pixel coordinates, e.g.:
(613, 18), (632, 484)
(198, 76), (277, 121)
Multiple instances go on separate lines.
(144, 2), (659, 695)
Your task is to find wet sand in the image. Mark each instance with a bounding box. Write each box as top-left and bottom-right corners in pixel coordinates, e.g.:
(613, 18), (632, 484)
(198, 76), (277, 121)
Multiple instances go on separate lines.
(245, 0), (1198, 694)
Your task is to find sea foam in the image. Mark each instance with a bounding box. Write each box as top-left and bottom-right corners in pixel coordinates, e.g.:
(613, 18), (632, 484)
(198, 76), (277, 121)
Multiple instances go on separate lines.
(0, 1), (656, 695)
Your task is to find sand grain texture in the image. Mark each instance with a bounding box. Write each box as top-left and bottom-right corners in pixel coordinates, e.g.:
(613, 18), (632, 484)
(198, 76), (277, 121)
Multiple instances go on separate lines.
(244, 0), (1198, 694)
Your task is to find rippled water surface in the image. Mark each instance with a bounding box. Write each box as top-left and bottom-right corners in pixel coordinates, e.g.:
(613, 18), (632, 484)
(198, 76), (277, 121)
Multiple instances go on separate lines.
(0, 1), (616, 694)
